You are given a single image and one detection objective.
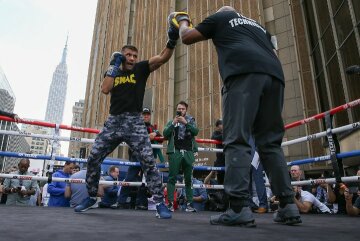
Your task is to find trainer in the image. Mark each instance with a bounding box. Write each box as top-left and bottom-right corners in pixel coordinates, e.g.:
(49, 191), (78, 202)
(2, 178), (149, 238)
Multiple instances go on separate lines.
(169, 7), (301, 226)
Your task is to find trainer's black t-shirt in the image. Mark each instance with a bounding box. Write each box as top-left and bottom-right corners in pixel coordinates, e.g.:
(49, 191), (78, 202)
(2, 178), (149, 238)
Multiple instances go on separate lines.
(195, 11), (284, 83)
(109, 60), (150, 115)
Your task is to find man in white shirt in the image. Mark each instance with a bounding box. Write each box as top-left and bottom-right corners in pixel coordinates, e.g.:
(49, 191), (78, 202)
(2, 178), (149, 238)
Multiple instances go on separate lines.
(293, 186), (331, 214)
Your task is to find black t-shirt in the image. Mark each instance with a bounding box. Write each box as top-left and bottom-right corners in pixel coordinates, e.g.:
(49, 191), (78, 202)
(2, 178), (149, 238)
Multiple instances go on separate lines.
(211, 130), (225, 164)
(174, 127), (193, 151)
(109, 61), (150, 115)
(195, 11), (284, 83)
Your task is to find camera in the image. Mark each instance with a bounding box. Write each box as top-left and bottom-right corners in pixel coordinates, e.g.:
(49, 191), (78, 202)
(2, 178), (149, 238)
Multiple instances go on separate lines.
(176, 111), (182, 116)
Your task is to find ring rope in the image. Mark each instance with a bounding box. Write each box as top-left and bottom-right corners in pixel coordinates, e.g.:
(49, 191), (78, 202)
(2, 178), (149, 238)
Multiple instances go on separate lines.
(1, 149), (360, 172)
(284, 98), (360, 129)
(1, 98), (359, 145)
(0, 173), (359, 189)
(1, 120), (359, 151)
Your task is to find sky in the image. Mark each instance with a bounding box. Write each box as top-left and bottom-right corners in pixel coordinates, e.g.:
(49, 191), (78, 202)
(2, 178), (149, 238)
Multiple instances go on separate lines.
(0, 0), (98, 163)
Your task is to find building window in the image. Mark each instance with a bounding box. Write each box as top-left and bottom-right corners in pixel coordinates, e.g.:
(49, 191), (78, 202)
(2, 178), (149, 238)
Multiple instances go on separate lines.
(340, 33), (360, 121)
(303, 0), (360, 127)
(352, 0), (360, 24)
(333, 1), (353, 44)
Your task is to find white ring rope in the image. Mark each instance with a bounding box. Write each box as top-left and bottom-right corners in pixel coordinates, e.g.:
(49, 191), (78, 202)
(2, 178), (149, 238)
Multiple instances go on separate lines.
(1, 173), (359, 190)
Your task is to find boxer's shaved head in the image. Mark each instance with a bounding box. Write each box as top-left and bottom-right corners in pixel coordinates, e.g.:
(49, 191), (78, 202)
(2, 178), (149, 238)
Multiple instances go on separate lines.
(217, 6), (236, 13)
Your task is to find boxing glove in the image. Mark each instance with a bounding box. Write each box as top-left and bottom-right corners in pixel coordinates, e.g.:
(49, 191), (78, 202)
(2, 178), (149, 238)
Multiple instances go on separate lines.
(166, 25), (179, 49)
(106, 52), (125, 78)
(168, 12), (193, 29)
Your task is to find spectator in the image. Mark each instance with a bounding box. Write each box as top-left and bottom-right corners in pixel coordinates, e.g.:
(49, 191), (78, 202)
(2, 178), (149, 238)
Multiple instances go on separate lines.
(178, 176), (208, 212)
(72, 165), (81, 175)
(290, 165), (311, 192)
(28, 184), (41, 206)
(204, 171), (218, 187)
(2, 159), (38, 206)
(191, 176), (208, 211)
(211, 119), (224, 184)
(327, 183), (358, 214)
(163, 101), (199, 212)
(65, 169), (99, 208)
(316, 183), (330, 207)
(99, 166), (120, 208)
(344, 186), (360, 216)
(143, 107), (165, 163)
(293, 186), (331, 214)
(48, 161), (75, 207)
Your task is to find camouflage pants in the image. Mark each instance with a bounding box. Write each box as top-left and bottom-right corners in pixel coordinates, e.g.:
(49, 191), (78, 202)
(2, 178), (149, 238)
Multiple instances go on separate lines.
(86, 113), (164, 203)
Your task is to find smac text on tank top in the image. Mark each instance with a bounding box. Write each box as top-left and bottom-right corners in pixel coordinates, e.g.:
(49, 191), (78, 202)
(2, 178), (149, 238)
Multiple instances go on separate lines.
(114, 74), (136, 87)
(229, 13), (266, 33)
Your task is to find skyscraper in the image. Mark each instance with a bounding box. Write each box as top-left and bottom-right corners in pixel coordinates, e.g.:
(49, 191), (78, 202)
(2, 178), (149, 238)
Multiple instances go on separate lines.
(68, 99), (84, 158)
(0, 65), (30, 172)
(45, 37), (69, 125)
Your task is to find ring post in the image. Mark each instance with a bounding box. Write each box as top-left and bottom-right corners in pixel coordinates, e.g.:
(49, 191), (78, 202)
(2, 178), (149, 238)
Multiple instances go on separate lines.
(325, 112), (343, 183)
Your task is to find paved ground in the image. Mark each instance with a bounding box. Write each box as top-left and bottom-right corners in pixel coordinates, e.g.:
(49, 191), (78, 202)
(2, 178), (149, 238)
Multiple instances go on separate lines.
(0, 206), (358, 241)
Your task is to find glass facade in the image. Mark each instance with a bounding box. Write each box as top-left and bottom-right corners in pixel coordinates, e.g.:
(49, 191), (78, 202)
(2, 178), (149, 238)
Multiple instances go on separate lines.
(302, 0), (360, 127)
(0, 66), (30, 172)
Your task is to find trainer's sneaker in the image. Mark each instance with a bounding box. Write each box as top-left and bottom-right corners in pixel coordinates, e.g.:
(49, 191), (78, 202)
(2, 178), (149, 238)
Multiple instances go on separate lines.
(210, 207), (256, 227)
(167, 201), (175, 212)
(273, 203), (302, 225)
(156, 202), (172, 219)
(74, 197), (98, 213)
(185, 202), (196, 212)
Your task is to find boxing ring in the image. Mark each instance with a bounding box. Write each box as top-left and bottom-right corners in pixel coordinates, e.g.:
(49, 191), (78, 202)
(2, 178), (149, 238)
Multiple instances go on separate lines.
(0, 98), (360, 241)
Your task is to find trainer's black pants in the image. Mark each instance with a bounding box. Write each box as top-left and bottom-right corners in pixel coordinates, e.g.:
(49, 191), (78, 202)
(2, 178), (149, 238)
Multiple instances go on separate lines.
(222, 73), (293, 206)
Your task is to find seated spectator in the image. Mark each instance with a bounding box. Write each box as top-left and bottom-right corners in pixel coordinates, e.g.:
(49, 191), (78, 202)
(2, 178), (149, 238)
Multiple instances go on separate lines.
(204, 171), (219, 189)
(72, 164), (81, 175)
(48, 161), (75, 207)
(99, 166), (120, 208)
(293, 186), (331, 214)
(116, 151), (147, 209)
(191, 177), (208, 211)
(28, 184), (41, 206)
(2, 158), (38, 206)
(65, 169), (103, 208)
(178, 176), (207, 212)
(316, 183), (330, 206)
(290, 165), (311, 192)
(344, 186), (360, 216)
(204, 171), (227, 212)
(327, 183), (358, 214)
